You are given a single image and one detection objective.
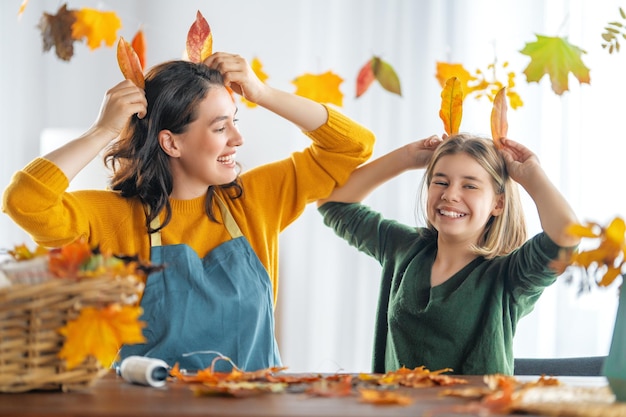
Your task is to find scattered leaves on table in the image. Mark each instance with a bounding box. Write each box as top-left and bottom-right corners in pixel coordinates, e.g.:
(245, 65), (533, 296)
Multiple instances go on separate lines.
(363, 365), (468, 388)
(359, 388), (414, 405)
(292, 71), (344, 106)
(520, 34), (590, 95)
(439, 77), (464, 136)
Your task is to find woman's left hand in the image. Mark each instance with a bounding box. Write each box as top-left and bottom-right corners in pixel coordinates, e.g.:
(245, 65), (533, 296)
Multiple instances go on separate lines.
(203, 52), (267, 104)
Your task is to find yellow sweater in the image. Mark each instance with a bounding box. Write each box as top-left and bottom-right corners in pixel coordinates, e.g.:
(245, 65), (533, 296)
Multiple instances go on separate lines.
(2, 106), (374, 304)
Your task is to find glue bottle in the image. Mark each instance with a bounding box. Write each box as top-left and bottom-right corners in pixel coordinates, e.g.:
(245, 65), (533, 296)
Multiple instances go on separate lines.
(119, 356), (169, 387)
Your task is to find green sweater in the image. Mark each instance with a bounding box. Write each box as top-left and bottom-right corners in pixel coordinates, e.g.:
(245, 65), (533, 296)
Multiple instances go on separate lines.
(319, 202), (562, 375)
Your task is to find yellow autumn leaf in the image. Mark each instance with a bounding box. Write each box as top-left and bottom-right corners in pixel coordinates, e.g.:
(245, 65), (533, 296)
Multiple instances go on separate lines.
(292, 71), (344, 107)
(435, 62), (476, 93)
(439, 77), (464, 136)
(58, 304), (146, 369)
(71, 8), (121, 50)
(242, 57), (269, 108)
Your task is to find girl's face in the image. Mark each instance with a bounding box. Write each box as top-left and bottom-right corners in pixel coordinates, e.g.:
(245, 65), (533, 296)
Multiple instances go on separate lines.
(427, 152), (503, 245)
(166, 87), (243, 199)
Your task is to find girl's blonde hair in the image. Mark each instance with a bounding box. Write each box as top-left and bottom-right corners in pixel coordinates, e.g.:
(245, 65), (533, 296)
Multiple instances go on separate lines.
(418, 134), (526, 259)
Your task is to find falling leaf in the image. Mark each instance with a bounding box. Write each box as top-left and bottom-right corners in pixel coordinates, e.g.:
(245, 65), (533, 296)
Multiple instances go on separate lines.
(186, 10), (213, 63)
(58, 304), (146, 369)
(439, 77), (464, 136)
(37, 3), (77, 61)
(71, 8), (121, 50)
(292, 71), (344, 107)
(241, 57), (268, 108)
(490, 87), (508, 148)
(373, 57), (402, 96)
(356, 58), (376, 98)
(117, 37), (145, 88)
(520, 34), (591, 95)
(18, 0), (29, 18)
(131, 28), (147, 69)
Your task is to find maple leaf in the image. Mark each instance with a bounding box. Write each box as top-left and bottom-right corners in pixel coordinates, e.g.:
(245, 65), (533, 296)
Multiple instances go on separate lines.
(436, 62), (477, 94)
(241, 57), (268, 108)
(117, 37), (145, 89)
(520, 34), (591, 95)
(58, 304), (146, 369)
(292, 71), (344, 107)
(439, 77), (464, 136)
(72, 8), (121, 50)
(131, 28), (147, 69)
(186, 10), (212, 63)
(490, 87), (508, 148)
(37, 3), (77, 61)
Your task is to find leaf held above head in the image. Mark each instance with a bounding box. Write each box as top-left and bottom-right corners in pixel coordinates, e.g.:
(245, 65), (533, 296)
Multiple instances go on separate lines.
(131, 28), (147, 69)
(372, 57), (402, 96)
(117, 37), (145, 88)
(186, 10), (213, 63)
(490, 87), (508, 149)
(439, 77), (464, 136)
(356, 58), (376, 98)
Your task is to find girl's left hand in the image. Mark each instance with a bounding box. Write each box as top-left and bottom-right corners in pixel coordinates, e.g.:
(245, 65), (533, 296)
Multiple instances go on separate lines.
(203, 52), (266, 104)
(498, 138), (541, 183)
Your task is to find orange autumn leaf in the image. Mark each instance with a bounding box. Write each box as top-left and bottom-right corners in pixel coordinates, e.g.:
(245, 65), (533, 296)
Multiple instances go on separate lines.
(186, 10), (212, 63)
(71, 8), (121, 50)
(359, 388), (414, 406)
(58, 304), (146, 369)
(241, 57), (268, 108)
(37, 3), (77, 61)
(356, 58), (376, 98)
(292, 71), (344, 107)
(435, 62), (476, 93)
(48, 238), (93, 278)
(490, 87), (508, 149)
(439, 77), (464, 136)
(117, 36), (145, 88)
(131, 28), (147, 69)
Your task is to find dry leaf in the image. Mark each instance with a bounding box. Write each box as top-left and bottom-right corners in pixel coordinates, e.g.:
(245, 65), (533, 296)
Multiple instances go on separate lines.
(117, 36), (145, 88)
(356, 58), (376, 98)
(292, 71), (344, 106)
(131, 28), (147, 69)
(37, 3), (77, 61)
(359, 388), (414, 406)
(439, 77), (464, 136)
(71, 8), (121, 50)
(58, 304), (146, 369)
(186, 10), (213, 63)
(490, 87), (508, 149)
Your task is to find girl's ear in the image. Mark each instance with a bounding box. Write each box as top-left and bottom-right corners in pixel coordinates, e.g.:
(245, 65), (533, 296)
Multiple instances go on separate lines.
(158, 130), (179, 157)
(492, 194), (505, 216)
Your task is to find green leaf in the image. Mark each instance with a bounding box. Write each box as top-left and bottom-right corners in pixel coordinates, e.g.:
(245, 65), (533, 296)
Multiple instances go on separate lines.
(519, 34), (590, 95)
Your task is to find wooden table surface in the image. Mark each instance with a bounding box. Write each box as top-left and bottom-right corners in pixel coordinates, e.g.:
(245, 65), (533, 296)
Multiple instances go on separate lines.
(0, 371), (617, 417)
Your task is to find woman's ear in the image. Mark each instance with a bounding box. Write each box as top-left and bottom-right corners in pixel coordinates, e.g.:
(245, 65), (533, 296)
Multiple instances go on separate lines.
(492, 194), (505, 216)
(158, 130), (179, 157)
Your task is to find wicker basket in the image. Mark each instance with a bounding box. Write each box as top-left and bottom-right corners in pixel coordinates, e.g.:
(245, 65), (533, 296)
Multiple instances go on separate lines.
(0, 274), (143, 393)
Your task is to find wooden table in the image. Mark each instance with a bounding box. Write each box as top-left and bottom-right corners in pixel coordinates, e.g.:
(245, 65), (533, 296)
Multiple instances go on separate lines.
(0, 372), (617, 417)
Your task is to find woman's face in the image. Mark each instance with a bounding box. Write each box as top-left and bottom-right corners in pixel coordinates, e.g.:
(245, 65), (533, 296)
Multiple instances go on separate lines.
(166, 87), (243, 199)
(427, 152), (503, 245)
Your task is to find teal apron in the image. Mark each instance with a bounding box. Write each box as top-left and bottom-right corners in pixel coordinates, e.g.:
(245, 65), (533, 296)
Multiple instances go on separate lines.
(118, 197), (281, 372)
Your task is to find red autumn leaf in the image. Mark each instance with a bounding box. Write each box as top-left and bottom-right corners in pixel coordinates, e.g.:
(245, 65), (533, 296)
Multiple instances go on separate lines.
(186, 10), (213, 63)
(490, 87), (508, 149)
(37, 3), (77, 61)
(131, 28), (147, 69)
(117, 36), (145, 88)
(356, 59), (376, 98)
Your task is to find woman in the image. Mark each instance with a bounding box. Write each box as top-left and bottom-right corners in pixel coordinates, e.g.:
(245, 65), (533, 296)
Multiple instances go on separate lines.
(2, 53), (375, 371)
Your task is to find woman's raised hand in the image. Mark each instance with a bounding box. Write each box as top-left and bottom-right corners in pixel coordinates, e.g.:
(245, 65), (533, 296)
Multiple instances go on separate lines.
(204, 52), (267, 105)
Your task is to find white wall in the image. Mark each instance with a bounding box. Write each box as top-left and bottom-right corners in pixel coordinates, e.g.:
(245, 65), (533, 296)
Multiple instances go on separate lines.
(1, 0), (624, 373)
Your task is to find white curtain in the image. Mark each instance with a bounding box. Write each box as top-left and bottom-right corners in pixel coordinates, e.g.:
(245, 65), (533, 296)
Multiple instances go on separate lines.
(1, 0), (624, 373)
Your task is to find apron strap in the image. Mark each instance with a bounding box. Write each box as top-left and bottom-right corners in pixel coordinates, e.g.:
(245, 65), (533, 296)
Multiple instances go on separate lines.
(148, 195), (243, 247)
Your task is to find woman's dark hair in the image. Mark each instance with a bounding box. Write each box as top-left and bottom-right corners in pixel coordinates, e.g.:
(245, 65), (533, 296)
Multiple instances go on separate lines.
(104, 60), (242, 233)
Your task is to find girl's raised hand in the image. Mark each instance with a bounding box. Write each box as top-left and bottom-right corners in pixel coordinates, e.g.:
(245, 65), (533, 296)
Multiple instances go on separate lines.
(498, 137), (541, 184)
(404, 135), (443, 169)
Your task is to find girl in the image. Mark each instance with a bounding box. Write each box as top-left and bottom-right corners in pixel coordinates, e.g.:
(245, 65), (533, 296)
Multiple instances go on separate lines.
(2, 53), (375, 371)
(317, 134), (579, 375)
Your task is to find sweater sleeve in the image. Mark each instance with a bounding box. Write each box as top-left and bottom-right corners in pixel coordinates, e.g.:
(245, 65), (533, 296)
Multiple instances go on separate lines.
(240, 106), (375, 230)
